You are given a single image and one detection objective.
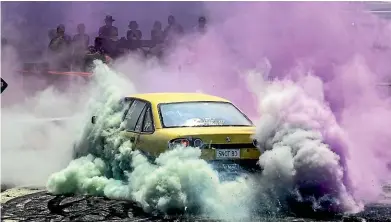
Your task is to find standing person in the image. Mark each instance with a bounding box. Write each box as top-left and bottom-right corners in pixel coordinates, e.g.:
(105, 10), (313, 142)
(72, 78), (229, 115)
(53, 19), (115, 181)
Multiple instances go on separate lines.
(73, 23), (90, 49)
(48, 24), (72, 69)
(127, 20), (142, 51)
(151, 21), (164, 45)
(49, 24), (71, 53)
(195, 16), (207, 34)
(98, 15), (118, 40)
(98, 15), (118, 57)
(127, 21), (142, 41)
(72, 23), (90, 69)
(149, 21), (165, 57)
(163, 15), (184, 45)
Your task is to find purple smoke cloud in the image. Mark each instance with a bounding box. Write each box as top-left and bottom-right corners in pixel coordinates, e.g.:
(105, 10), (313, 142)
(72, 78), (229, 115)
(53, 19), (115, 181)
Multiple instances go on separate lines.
(139, 2), (391, 204)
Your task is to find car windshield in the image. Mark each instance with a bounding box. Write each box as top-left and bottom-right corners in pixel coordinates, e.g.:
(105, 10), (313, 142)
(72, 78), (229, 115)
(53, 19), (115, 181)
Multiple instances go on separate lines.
(159, 102), (253, 128)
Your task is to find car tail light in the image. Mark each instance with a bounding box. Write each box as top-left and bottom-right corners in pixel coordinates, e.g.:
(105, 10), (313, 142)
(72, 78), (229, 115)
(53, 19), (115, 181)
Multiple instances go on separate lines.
(179, 139), (190, 147)
(169, 138), (190, 149)
(168, 138), (204, 149)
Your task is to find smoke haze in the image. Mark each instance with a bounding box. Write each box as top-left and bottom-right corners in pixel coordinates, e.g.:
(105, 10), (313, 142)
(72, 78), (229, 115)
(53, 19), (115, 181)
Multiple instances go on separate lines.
(1, 1), (391, 220)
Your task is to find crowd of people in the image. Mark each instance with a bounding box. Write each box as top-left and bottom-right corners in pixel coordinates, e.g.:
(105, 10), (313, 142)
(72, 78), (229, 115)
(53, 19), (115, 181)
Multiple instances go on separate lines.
(47, 15), (208, 71)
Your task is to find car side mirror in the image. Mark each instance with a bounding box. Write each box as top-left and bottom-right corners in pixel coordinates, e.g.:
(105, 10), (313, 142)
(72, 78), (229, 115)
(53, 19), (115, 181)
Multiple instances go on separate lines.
(91, 116), (97, 124)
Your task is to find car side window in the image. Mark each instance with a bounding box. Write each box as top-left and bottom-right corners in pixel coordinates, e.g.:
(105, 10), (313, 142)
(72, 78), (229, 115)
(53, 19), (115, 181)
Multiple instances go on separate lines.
(135, 107), (146, 132)
(122, 98), (134, 120)
(124, 99), (146, 131)
(142, 107), (154, 132)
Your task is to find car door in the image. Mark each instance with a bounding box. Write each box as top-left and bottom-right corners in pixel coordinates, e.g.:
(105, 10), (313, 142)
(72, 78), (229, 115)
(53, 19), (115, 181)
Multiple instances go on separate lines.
(122, 98), (147, 147)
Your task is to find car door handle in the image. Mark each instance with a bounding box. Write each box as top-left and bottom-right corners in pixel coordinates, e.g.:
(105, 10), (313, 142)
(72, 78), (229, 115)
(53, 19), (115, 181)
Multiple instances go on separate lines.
(130, 137), (135, 143)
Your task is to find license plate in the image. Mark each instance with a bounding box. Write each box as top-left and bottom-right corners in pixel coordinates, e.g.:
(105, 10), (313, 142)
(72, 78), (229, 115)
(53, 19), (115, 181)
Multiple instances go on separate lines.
(215, 149), (240, 159)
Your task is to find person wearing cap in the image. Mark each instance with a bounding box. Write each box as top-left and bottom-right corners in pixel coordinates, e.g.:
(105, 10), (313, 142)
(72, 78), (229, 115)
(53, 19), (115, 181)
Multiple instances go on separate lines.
(98, 15), (118, 41)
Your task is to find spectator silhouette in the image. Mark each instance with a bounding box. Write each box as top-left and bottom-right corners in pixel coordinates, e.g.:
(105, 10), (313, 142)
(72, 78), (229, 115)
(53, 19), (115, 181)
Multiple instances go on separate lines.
(163, 15), (184, 44)
(49, 24), (71, 53)
(72, 24), (90, 69)
(98, 15), (118, 40)
(127, 21), (142, 41)
(48, 24), (72, 69)
(73, 23), (90, 50)
(151, 21), (164, 45)
(195, 16), (207, 34)
(98, 16), (119, 57)
(127, 21), (142, 50)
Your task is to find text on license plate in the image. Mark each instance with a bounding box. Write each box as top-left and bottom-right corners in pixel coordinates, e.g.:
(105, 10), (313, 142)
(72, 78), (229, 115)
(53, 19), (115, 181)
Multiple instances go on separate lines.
(215, 149), (240, 159)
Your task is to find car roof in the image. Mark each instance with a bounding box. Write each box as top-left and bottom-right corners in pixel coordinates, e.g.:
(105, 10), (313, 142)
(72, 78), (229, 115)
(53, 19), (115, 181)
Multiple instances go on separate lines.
(127, 92), (230, 104)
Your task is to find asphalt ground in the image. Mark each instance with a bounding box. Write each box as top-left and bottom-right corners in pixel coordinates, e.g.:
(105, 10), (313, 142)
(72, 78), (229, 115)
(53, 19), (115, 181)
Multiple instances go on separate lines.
(1, 186), (391, 222)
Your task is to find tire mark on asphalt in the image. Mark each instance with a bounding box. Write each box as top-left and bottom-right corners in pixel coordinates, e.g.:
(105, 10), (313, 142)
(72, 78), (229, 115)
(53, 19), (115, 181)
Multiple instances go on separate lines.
(2, 187), (391, 222)
(1, 189), (216, 222)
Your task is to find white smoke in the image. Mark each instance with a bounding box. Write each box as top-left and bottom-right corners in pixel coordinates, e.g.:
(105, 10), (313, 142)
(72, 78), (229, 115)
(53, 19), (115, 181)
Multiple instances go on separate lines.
(0, 50), (134, 188)
(1, 86), (87, 187)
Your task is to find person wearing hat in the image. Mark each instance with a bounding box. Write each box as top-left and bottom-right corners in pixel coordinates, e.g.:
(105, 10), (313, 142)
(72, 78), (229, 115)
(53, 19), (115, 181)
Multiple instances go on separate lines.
(98, 15), (118, 41)
(98, 15), (119, 58)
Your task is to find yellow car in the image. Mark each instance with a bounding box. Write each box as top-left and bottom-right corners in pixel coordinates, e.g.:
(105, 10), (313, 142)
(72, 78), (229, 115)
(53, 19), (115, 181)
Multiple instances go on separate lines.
(94, 93), (261, 173)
